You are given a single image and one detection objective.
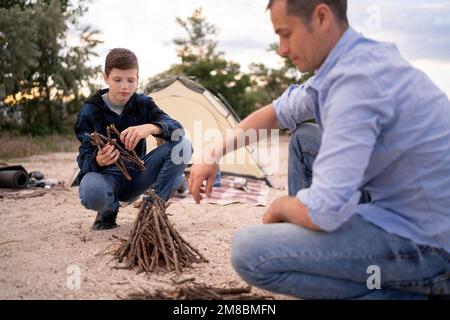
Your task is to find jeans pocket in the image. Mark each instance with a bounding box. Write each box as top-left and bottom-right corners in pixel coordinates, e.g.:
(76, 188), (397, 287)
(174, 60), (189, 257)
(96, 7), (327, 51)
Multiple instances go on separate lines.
(384, 272), (450, 295)
(384, 247), (450, 296)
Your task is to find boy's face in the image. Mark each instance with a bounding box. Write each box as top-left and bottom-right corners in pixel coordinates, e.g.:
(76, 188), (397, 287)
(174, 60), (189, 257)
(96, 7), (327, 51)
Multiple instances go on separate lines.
(104, 68), (139, 106)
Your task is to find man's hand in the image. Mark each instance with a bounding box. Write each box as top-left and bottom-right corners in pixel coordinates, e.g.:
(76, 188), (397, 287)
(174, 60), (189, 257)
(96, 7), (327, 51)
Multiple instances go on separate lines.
(263, 196), (322, 231)
(120, 124), (161, 151)
(96, 140), (120, 167)
(188, 163), (219, 204)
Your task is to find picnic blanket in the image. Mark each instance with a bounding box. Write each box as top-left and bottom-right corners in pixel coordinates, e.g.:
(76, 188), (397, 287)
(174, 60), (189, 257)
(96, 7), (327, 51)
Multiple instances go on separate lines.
(169, 175), (269, 207)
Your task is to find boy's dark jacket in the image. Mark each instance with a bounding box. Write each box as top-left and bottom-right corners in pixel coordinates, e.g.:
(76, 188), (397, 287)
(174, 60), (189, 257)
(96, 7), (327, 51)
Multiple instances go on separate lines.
(74, 89), (184, 183)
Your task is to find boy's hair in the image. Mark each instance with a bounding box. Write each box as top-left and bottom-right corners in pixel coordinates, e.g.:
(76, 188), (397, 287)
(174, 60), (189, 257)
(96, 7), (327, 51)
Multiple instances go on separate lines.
(267, 0), (348, 25)
(104, 48), (139, 76)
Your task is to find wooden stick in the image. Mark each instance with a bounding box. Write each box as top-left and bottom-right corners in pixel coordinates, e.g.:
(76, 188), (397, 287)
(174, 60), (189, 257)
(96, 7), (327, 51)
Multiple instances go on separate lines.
(88, 127), (145, 181)
(114, 190), (207, 274)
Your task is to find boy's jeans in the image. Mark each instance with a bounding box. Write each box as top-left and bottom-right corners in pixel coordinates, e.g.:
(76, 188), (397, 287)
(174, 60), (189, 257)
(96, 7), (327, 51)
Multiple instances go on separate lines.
(231, 123), (450, 299)
(79, 137), (191, 218)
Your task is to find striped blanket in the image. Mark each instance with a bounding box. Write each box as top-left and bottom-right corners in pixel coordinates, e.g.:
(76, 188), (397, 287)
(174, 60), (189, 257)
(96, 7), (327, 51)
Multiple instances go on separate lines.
(169, 175), (269, 207)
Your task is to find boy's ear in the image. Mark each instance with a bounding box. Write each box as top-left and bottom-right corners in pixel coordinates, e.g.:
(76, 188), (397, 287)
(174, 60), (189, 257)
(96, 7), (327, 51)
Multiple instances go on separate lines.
(103, 73), (109, 85)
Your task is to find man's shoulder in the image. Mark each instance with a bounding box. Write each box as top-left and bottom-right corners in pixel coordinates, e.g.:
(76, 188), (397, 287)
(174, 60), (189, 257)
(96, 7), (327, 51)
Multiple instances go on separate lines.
(337, 38), (408, 76)
(324, 41), (412, 93)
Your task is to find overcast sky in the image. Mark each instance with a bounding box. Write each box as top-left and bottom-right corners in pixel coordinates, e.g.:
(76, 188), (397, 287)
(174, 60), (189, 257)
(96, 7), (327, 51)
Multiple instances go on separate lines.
(80, 0), (450, 97)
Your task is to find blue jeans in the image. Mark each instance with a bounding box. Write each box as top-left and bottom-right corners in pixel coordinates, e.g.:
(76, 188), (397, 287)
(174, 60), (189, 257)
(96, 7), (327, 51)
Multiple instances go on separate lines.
(79, 137), (192, 218)
(231, 123), (450, 299)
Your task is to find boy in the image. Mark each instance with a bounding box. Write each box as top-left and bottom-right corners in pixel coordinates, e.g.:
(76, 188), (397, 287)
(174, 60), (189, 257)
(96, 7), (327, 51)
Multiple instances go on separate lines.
(75, 48), (191, 230)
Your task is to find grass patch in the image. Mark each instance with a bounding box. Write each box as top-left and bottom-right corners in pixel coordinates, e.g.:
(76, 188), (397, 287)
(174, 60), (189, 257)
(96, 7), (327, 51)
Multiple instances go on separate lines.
(0, 132), (79, 160)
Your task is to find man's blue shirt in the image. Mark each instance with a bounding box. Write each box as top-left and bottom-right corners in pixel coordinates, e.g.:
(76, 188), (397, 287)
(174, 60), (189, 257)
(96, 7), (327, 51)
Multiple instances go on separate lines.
(273, 27), (450, 252)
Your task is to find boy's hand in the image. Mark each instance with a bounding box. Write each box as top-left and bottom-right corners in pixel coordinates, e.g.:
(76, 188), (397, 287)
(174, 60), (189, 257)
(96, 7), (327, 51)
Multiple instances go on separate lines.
(96, 140), (120, 167)
(120, 124), (161, 151)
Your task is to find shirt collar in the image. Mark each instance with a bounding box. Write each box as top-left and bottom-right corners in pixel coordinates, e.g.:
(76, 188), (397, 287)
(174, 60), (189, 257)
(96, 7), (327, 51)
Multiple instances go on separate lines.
(310, 26), (361, 90)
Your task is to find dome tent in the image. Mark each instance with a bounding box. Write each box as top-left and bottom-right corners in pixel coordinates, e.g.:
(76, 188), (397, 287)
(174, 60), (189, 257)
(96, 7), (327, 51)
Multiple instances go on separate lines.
(146, 76), (272, 186)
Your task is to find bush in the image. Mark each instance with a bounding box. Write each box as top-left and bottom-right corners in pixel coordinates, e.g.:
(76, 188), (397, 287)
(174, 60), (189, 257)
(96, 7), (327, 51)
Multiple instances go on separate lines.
(0, 131), (79, 159)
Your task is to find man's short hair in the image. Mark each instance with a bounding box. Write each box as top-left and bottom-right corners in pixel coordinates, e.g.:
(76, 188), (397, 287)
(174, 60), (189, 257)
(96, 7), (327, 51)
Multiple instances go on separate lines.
(267, 0), (348, 25)
(104, 48), (139, 76)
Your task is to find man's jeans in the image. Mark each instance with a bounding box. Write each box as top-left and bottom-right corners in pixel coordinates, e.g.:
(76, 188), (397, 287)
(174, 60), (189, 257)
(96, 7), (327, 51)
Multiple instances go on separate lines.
(231, 123), (450, 299)
(79, 137), (191, 218)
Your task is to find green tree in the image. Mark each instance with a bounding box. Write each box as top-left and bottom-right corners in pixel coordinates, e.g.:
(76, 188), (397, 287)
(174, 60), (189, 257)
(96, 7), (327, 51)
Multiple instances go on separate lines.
(0, 0), (69, 10)
(146, 7), (256, 119)
(248, 43), (313, 108)
(0, 0), (102, 135)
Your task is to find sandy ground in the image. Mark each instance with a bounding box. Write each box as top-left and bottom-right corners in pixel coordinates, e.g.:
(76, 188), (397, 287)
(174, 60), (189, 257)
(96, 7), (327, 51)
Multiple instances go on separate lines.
(0, 136), (291, 300)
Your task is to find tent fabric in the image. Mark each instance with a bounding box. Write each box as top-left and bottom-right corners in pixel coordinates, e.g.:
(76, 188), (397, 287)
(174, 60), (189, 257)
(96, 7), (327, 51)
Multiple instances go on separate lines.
(146, 76), (270, 183)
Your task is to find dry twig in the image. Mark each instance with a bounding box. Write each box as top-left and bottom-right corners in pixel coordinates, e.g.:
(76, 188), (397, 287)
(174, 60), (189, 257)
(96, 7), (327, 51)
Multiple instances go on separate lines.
(0, 240), (23, 247)
(88, 124), (144, 181)
(0, 186), (69, 200)
(125, 282), (274, 300)
(114, 191), (208, 274)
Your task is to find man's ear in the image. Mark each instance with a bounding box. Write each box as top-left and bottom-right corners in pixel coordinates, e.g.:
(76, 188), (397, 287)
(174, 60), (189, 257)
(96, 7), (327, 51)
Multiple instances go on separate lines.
(313, 4), (332, 30)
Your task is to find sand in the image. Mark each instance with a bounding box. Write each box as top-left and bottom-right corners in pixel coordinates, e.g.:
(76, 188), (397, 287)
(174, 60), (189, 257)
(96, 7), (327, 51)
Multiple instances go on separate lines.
(0, 136), (292, 300)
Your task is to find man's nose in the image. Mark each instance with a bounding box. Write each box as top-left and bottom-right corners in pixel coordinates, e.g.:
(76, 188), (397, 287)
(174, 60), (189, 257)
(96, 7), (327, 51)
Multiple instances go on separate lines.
(278, 41), (289, 57)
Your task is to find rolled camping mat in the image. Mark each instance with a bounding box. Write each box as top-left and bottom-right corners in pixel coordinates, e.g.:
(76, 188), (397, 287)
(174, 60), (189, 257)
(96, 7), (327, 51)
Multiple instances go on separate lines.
(0, 169), (29, 189)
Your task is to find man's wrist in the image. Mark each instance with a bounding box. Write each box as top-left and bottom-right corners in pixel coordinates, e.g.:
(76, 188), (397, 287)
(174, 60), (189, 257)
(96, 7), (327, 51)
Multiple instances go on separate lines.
(274, 197), (285, 220)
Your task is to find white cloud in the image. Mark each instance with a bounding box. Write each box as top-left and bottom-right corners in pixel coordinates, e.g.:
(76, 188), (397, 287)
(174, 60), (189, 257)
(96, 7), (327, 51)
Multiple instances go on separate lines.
(80, 0), (278, 81)
(80, 0), (450, 96)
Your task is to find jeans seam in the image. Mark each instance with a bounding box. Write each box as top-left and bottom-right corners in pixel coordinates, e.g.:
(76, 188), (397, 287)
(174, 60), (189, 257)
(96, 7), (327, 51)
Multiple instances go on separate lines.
(238, 263), (360, 300)
(384, 272), (450, 295)
(302, 148), (317, 156)
(251, 249), (426, 271)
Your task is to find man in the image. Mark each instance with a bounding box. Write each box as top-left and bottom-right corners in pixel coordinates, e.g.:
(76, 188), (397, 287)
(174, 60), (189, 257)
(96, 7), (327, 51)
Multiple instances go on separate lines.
(75, 48), (191, 230)
(188, 0), (450, 299)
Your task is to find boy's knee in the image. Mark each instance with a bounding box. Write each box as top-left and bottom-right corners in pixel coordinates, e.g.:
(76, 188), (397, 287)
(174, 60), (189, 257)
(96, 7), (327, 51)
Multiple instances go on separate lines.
(79, 173), (113, 211)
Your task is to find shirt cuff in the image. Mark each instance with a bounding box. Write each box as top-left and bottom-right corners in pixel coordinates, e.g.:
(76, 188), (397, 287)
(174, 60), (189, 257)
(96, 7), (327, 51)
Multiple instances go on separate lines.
(296, 188), (361, 232)
(150, 122), (168, 140)
(89, 153), (105, 172)
(272, 98), (292, 132)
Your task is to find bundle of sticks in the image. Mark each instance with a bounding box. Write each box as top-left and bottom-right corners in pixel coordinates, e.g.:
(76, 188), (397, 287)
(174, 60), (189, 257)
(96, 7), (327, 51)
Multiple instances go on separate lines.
(126, 283), (274, 300)
(114, 190), (208, 274)
(88, 124), (145, 180)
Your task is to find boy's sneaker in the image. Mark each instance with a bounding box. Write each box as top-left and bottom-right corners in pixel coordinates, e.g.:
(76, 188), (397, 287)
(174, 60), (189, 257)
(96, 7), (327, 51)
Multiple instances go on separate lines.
(92, 211), (118, 230)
